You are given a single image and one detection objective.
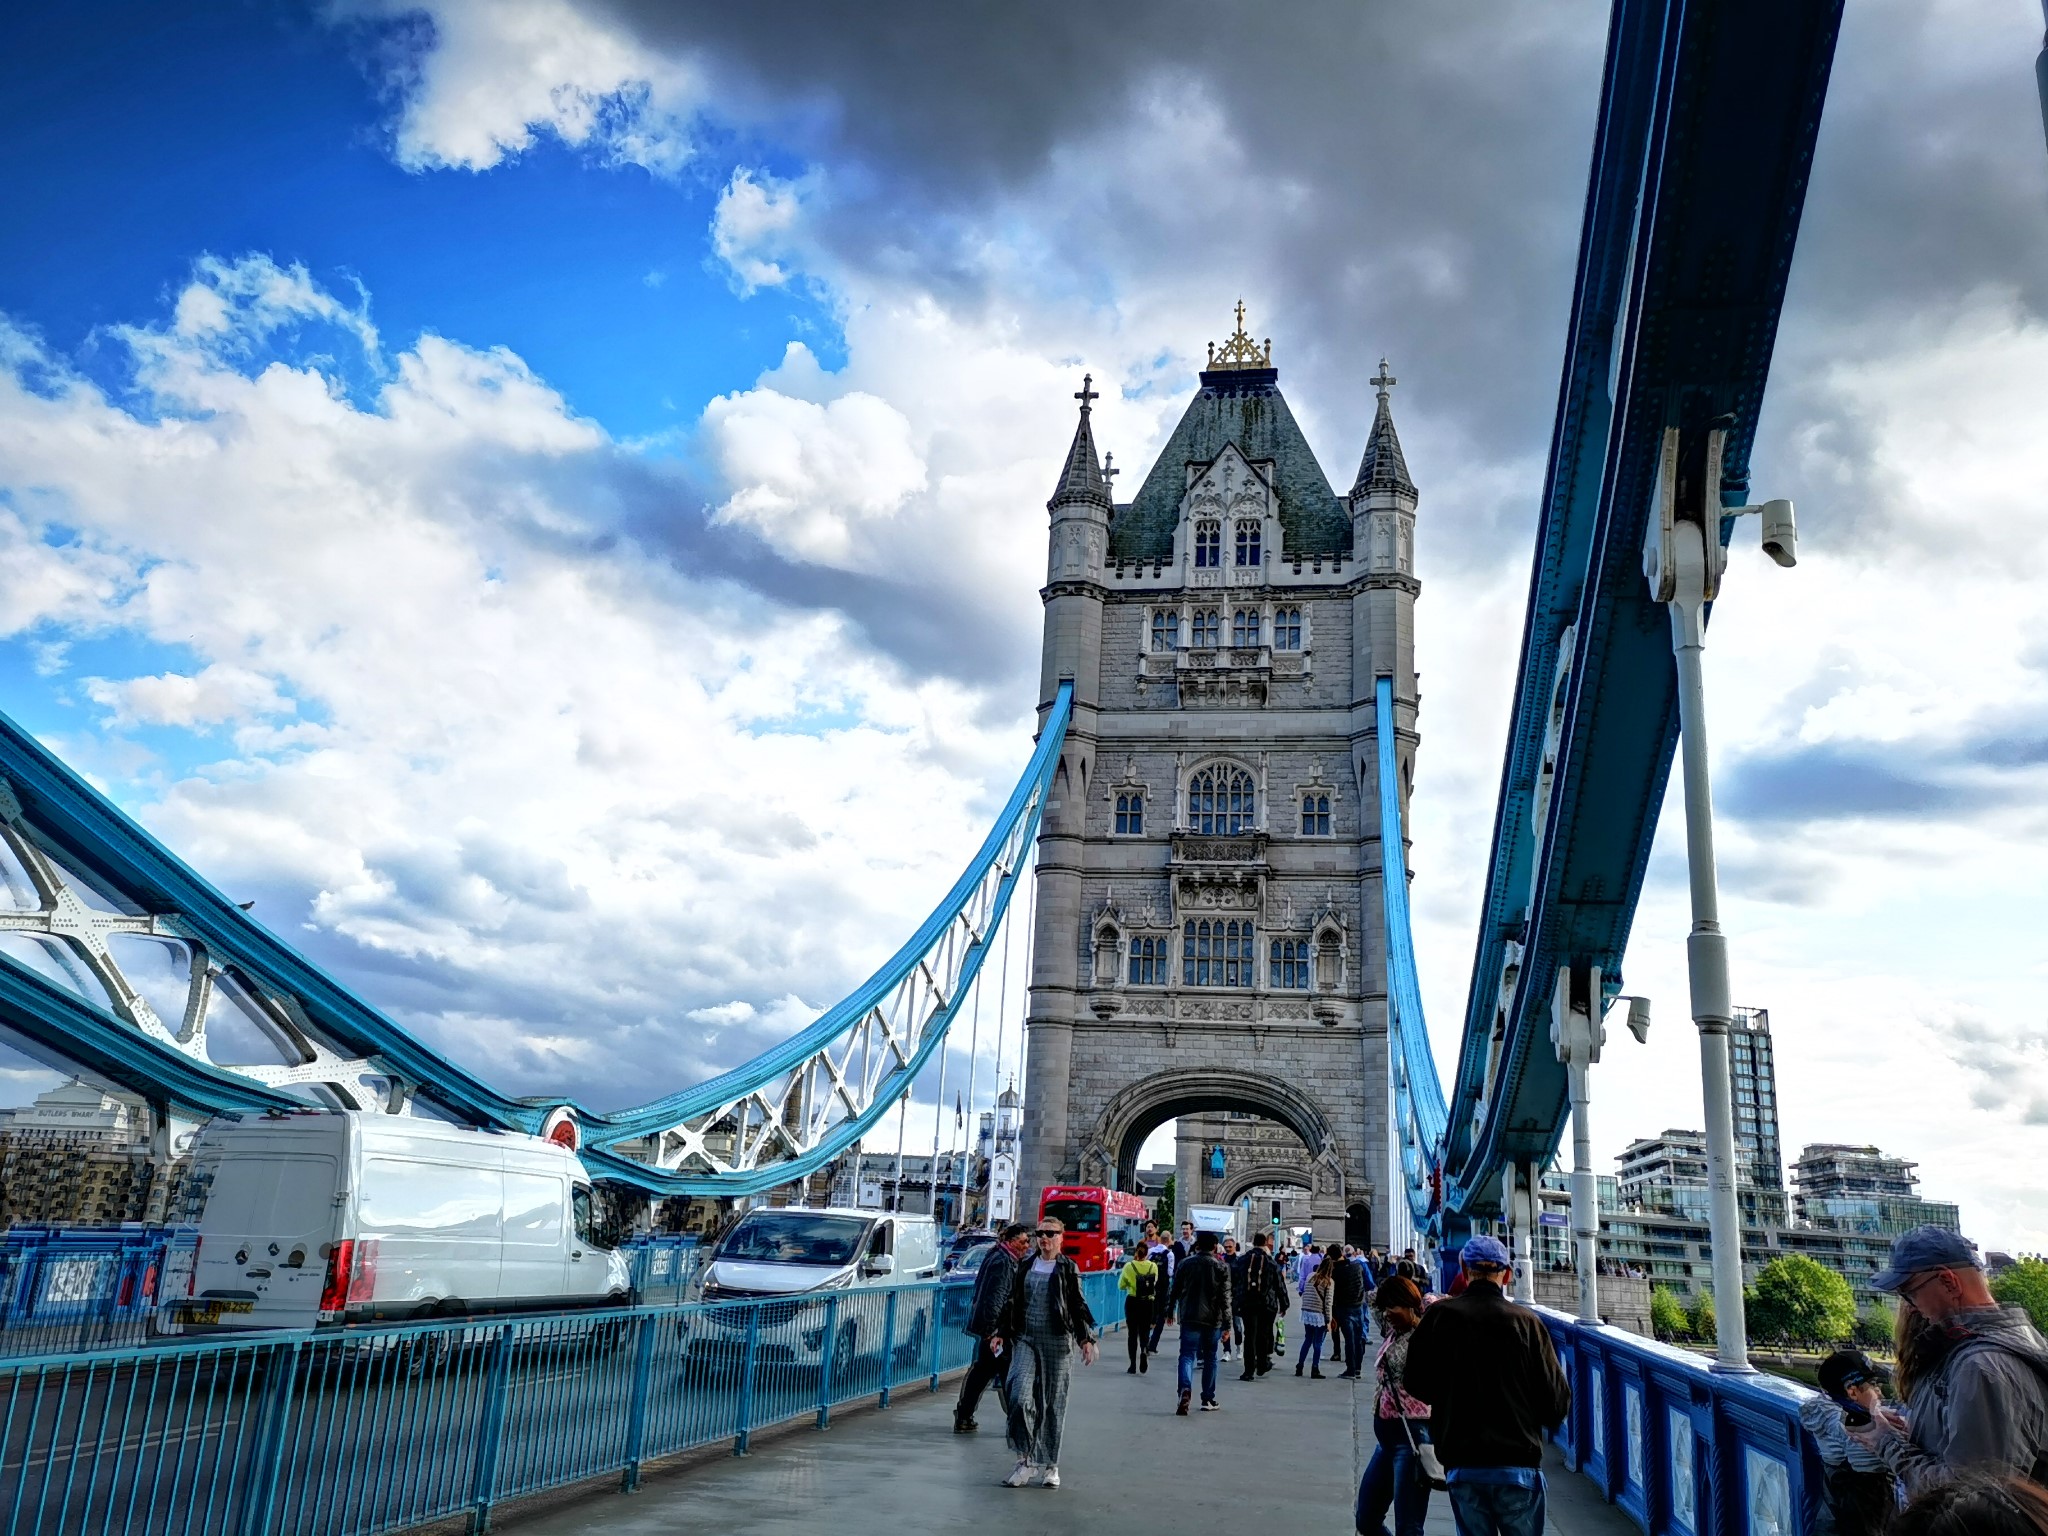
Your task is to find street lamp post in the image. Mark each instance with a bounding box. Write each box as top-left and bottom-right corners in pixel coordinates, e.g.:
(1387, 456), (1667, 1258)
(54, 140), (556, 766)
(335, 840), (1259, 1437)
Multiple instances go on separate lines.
(1642, 422), (1796, 1373)
(1552, 969), (1651, 1324)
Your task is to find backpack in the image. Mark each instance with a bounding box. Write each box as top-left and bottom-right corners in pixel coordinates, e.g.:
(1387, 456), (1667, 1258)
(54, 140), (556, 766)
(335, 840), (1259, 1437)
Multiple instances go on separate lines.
(1134, 1262), (1162, 1305)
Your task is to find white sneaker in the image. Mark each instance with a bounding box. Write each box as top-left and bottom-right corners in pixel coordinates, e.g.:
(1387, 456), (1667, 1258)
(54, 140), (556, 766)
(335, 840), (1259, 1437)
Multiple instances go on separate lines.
(1003, 1460), (1036, 1488)
(1041, 1465), (1061, 1490)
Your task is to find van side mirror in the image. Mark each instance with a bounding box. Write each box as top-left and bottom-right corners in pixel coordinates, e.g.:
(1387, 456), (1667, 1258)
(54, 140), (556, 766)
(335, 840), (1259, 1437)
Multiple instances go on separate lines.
(864, 1252), (896, 1276)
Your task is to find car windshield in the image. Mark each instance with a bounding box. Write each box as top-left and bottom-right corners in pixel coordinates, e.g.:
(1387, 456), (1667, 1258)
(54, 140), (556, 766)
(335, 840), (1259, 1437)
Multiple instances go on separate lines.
(717, 1212), (872, 1266)
(954, 1244), (990, 1274)
(1041, 1199), (1103, 1233)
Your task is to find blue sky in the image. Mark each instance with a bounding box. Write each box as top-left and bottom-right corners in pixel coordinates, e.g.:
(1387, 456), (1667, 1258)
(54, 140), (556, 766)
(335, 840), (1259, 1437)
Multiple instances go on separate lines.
(0, 6), (832, 441)
(2, 1), (2047, 1246)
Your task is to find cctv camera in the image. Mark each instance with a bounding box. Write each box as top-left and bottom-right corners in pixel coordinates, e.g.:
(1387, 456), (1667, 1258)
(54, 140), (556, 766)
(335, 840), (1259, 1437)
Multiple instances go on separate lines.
(1759, 499), (1796, 568)
(1625, 996), (1651, 1045)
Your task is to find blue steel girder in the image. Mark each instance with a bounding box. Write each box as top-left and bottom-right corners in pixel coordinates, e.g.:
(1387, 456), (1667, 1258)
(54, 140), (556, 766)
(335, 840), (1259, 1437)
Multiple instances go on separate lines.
(0, 683), (1073, 1197)
(1376, 678), (1449, 1236)
(1442, 0), (1843, 1217)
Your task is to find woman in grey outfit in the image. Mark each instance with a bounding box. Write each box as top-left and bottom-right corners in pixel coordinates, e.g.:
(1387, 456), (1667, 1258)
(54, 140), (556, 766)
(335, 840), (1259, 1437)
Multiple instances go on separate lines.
(988, 1216), (1098, 1489)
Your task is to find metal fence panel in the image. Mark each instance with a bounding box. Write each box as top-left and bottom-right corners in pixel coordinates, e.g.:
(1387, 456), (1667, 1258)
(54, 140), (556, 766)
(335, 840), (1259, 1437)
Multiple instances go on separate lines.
(0, 1270), (1130, 1536)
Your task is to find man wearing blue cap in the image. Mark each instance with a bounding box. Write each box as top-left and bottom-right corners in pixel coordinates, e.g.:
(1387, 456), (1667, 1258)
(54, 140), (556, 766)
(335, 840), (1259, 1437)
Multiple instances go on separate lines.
(1849, 1225), (2048, 1493)
(1401, 1235), (1570, 1536)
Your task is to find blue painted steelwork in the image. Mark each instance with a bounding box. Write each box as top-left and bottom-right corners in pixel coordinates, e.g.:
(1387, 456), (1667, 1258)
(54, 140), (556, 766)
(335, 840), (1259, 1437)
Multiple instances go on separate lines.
(0, 1271), (1124, 1536)
(0, 686), (1072, 1198)
(1536, 1305), (1826, 1536)
(1438, 0), (1845, 1216)
(1375, 678), (1449, 1237)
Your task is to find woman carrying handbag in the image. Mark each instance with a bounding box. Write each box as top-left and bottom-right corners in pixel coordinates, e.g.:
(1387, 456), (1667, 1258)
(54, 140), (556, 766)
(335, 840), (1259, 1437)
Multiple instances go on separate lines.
(1355, 1276), (1440, 1536)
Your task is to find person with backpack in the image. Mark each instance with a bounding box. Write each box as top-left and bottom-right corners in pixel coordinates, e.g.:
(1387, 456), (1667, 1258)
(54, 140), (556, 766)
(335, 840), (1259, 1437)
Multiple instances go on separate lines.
(1850, 1226), (2048, 1494)
(1119, 1242), (1163, 1373)
(1238, 1231), (1290, 1380)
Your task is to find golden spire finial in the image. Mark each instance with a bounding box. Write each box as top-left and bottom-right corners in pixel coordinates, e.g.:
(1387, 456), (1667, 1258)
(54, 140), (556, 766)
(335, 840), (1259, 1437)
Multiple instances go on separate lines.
(1208, 298), (1273, 371)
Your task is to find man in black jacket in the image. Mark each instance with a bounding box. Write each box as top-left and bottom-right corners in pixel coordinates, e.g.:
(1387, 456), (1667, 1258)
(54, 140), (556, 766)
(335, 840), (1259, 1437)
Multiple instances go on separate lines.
(953, 1222), (1030, 1433)
(1237, 1232), (1288, 1380)
(1403, 1236), (1571, 1536)
(1333, 1242), (1370, 1378)
(1165, 1229), (1234, 1415)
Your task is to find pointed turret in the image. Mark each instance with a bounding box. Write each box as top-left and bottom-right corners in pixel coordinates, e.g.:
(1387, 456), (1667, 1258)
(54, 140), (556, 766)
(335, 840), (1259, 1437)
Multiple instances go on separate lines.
(1351, 359), (1416, 500)
(1048, 374), (1112, 511)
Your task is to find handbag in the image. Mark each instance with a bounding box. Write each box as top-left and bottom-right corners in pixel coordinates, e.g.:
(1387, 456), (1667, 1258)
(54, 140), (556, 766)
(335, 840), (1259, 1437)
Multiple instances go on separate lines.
(1379, 1353), (1448, 1490)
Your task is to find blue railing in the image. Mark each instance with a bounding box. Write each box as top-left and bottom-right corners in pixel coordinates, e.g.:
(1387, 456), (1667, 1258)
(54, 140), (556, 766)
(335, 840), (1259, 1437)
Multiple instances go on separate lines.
(0, 1270), (1122, 1536)
(1537, 1306), (1824, 1536)
(0, 1229), (699, 1360)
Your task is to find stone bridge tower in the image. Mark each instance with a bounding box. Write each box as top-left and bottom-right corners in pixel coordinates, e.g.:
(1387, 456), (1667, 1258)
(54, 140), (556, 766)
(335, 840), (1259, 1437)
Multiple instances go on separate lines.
(1020, 312), (1422, 1246)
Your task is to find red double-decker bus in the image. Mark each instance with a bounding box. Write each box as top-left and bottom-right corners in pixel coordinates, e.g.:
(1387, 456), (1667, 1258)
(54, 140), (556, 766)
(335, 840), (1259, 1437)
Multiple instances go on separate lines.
(1037, 1185), (1151, 1272)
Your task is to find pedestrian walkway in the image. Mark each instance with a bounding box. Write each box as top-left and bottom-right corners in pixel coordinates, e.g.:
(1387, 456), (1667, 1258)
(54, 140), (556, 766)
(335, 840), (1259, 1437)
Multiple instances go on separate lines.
(507, 1328), (1641, 1536)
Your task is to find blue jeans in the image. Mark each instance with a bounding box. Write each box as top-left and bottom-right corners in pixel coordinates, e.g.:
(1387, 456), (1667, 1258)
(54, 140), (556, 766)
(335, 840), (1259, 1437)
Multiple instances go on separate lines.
(1337, 1305), (1367, 1373)
(1355, 1418), (1433, 1536)
(1446, 1474), (1546, 1536)
(1177, 1323), (1221, 1403)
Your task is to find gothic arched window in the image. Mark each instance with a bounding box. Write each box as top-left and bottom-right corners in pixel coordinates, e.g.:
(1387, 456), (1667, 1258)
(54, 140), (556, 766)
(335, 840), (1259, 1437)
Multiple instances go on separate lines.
(1151, 609), (1178, 652)
(1115, 793), (1144, 836)
(1231, 608), (1259, 647)
(1270, 939), (1311, 990)
(1128, 935), (1167, 986)
(1300, 794), (1331, 836)
(1187, 764), (1256, 835)
(1194, 521), (1221, 568)
(1183, 919), (1252, 987)
(1274, 608), (1302, 651)
(1236, 521), (1261, 567)
(1191, 608), (1221, 648)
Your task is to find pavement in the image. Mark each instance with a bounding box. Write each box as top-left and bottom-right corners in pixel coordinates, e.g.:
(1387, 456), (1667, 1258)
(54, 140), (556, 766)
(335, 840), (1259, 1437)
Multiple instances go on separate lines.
(505, 1328), (1641, 1536)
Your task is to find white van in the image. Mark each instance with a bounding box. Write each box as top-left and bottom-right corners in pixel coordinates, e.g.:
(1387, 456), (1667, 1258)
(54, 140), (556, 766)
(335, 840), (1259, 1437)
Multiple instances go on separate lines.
(687, 1207), (941, 1368)
(167, 1110), (634, 1331)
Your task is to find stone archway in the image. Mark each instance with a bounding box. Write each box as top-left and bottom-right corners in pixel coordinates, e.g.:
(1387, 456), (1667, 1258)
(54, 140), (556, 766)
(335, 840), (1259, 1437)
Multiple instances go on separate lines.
(1085, 1066), (1341, 1191)
(1216, 1164), (1312, 1206)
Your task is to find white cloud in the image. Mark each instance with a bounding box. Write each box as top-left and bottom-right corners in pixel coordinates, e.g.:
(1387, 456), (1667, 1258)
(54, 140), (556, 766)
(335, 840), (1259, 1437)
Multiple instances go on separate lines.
(710, 168), (808, 294)
(701, 380), (927, 565)
(0, 258), (1034, 1113)
(83, 665), (295, 730)
(337, 0), (700, 174)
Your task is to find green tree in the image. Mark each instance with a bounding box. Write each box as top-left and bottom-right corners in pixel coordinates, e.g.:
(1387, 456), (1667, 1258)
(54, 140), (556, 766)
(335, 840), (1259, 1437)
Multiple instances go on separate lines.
(1153, 1174), (1177, 1233)
(1650, 1287), (1689, 1342)
(1747, 1255), (1857, 1345)
(1852, 1300), (1895, 1350)
(1689, 1289), (1717, 1344)
(1992, 1258), (2048, 1333)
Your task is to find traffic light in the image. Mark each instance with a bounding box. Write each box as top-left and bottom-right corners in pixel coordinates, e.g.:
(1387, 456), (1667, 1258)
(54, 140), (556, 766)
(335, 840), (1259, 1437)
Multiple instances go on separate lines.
(1270, 1198), (1282, 1224)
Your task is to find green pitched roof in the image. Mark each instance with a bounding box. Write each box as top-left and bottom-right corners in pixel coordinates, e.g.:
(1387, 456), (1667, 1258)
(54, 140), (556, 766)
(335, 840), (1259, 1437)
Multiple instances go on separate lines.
(1110, 368), (1351, 561)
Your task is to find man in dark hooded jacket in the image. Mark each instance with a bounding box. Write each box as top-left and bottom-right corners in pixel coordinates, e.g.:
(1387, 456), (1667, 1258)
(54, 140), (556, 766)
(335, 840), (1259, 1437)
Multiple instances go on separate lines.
(953, 1223), (1030, 1433)
(1850, 1226), (2048, 1493)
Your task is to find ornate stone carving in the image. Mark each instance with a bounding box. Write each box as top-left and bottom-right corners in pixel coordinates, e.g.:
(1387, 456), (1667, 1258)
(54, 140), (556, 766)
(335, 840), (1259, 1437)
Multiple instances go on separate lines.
(1124, 996), (1173, 1017)
(1265, 1001), (1315, 1020)
(1179, 999), (1255, 1022)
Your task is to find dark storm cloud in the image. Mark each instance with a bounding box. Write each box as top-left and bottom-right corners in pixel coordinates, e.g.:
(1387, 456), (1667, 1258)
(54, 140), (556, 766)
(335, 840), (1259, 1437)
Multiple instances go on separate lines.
(573, 0), (2048, 638)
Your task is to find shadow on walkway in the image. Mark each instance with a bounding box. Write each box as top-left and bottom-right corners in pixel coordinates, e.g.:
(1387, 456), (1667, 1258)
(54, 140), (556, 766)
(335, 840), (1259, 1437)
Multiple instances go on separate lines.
(504, 1328), (1638, 1536)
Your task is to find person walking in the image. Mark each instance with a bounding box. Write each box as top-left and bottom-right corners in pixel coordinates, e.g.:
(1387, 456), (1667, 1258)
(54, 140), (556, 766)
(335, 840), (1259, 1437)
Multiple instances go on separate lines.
(1143, 1222), (1174, 1356)
(954, 1222), (1030, 1433)
(1335, 1244), (1370, 1378)
(1402, 1236), (1570, 1536)
(1119, 1241), (1162, 1374)
(988, 1217), (1098, 1490)
(1238, 1231), (1288, 1380)
(1222, 1237), (1244, 1362)
(1356, 1276), (1436, 1536)
(1166, 1228), (1234, 1414)
(1849, 1226), (2048, 1492)
(1295, 1250), (1336, 1378)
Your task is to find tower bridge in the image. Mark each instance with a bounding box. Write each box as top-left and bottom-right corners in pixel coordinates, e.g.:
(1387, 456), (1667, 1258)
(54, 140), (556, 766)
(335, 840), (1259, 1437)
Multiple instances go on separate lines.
(1020, 320), (1423, 1252)
(0, 0), (1875, 1530)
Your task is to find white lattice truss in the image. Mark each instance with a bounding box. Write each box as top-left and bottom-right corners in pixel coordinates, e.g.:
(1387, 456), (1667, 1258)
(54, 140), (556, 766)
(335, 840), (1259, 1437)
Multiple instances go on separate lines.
(0, 779), (401, 1115)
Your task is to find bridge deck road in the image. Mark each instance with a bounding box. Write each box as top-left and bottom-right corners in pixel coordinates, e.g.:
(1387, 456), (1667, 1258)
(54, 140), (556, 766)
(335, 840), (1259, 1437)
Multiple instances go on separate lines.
(507, 1326), (1639, 1536)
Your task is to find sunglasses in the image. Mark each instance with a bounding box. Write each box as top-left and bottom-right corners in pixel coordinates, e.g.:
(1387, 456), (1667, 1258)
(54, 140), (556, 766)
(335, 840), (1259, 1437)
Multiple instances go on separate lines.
(1034, 1229), (1060, 1238)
